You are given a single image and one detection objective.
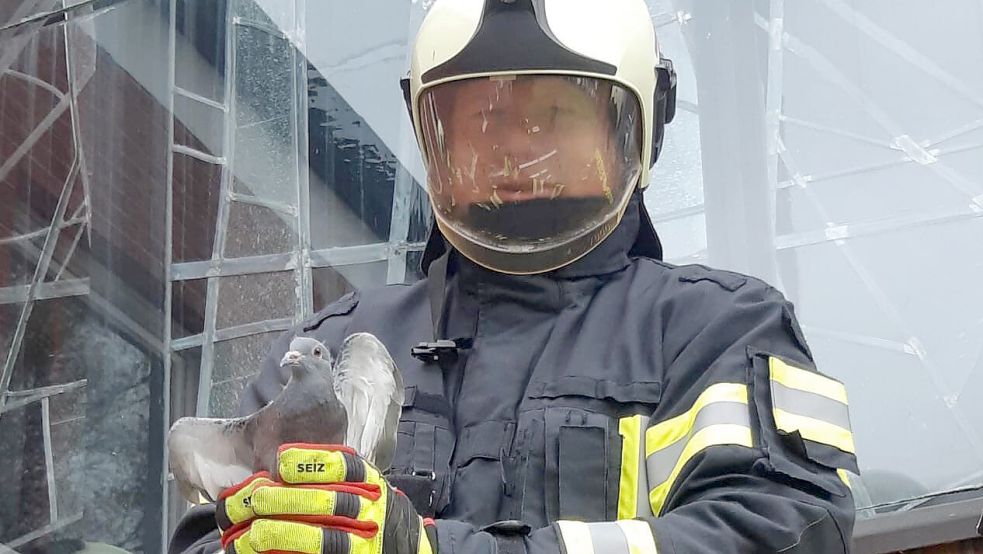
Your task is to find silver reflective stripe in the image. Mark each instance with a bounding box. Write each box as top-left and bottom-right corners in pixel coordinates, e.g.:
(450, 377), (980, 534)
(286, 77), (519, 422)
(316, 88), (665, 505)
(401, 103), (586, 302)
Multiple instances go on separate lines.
(588, 522), (631, 554)
(770, 380), (851, 431)
(645, 401), (749, 487)
(635, 415), (652, 518)
(557, 521), (658, 554)
(556, 521), (595, 554)
(615, 520), (659, 554)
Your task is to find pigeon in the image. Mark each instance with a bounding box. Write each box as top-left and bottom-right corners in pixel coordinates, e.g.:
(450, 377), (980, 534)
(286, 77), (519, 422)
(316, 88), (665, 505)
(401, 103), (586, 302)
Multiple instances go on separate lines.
(167, 332), (403, 503)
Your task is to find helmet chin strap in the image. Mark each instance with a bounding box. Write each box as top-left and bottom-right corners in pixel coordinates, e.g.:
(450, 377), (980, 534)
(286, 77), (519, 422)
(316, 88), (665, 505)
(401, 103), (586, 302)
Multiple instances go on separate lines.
(411, 239), (473, 366)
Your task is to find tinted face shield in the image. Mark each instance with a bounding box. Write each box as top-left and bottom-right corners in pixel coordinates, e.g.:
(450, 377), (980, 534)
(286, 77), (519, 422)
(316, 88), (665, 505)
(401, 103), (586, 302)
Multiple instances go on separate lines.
(418, 74), (643, 274)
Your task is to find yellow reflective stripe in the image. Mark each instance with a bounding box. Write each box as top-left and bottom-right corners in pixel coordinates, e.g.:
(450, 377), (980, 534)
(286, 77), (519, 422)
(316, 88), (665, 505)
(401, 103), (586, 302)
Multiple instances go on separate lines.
(837, 469), (852, 489)
(617, 415), (643, 520)
(649, 424), (753, 515)
(251, 486), (338, 517)
(248, 520), (322, 554)
(773, 408), (856, 454)
(614, 520), (658, 554)
(645, 383), (748, 457)
(769, 357), (847, 405)
(556, 521), (596, 554)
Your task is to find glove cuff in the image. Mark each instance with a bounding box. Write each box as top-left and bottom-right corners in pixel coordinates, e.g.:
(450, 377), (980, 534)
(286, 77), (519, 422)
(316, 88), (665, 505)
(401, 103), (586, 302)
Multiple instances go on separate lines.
(420, 517), (438, 554)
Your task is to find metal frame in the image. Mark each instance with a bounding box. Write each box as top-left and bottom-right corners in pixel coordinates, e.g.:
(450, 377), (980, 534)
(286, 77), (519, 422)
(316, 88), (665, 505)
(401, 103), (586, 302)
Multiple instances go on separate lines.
(853, 491), (983, 553)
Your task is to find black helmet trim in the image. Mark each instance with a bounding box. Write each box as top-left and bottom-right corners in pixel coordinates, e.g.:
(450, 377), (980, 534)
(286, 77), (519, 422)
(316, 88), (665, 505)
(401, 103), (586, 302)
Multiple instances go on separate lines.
(651, 58), (677, 166)
(421, 0), (617, 85)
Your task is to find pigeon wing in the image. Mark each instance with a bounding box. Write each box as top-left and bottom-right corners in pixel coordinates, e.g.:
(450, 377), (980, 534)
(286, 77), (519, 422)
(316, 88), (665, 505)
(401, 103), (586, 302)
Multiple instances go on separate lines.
(167, 416), (255, 502)
(334, 333), (403, 467)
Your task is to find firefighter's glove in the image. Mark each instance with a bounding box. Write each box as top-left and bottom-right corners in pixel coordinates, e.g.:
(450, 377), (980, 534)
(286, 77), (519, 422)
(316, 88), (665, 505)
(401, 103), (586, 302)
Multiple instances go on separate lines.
(215, 443), (437, 554)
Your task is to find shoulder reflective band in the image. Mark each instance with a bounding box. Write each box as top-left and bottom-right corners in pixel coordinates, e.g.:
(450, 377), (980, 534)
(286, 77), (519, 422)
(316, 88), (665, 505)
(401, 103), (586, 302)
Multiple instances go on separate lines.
(769, 357), (855, 454)
(645, 383), (752, 515)
(556, 520), (658, 554)
(617, 414), (652, 520)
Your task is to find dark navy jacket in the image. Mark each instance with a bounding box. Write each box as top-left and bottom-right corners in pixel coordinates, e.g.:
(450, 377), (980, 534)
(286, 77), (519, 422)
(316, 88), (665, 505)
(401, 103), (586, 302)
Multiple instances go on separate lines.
(170, 196), (857, 554)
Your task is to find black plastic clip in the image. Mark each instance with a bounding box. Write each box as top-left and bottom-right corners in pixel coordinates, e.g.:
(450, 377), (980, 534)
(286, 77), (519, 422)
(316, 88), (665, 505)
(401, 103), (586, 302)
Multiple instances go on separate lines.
(411, 338), (473, 364)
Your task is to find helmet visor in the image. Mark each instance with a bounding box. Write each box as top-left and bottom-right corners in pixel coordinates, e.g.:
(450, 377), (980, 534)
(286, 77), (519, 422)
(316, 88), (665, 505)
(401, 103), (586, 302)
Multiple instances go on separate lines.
(418, 74), (643, 274)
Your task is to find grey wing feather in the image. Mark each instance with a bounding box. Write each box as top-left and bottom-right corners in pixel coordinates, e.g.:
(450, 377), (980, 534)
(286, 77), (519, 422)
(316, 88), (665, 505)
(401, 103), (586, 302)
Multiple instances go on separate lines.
(334, 333), (403, 468)
(167, 416), (255, 502)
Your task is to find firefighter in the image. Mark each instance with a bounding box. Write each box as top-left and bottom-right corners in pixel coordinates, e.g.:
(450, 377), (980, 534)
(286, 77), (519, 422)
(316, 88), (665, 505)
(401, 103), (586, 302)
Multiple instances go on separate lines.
(170, 0), (859, 552)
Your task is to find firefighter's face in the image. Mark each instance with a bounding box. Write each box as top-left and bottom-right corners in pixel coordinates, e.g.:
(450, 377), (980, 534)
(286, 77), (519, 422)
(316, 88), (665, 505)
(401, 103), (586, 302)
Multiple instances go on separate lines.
(429, 76), (619, 211)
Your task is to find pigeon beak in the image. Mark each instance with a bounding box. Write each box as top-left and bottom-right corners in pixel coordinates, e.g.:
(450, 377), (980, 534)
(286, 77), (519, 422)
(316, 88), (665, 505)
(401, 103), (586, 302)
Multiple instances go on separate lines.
(280, 351), (302, 367)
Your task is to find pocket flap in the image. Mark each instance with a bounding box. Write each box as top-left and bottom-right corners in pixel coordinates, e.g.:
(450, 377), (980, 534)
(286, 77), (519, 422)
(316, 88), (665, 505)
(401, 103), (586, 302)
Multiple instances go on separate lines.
(749, 351), (858, 497)
(402, 385), (453, 419)
(528, 376), (662, 404)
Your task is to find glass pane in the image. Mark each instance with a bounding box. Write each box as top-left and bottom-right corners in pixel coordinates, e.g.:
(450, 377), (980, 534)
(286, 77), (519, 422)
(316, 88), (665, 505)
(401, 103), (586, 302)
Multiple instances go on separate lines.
(206, 373), (252, 419)
(173, 94), (225, 154)
(212, 331), (280, 384)
(51, 393), (86, 518)
(312, 265), (355, 313)
(44, 218), (89, 283)
(170, 347), (202, 424)
(231, 117), (296, 201)
(172, 278), (207, 339)
(311, 261), (387, 312)
(0, 402), (50, 539)
(645, 109), (704, 211)
(174, 0), (227, 102)
(233, 25), (293, 128)
(216, 271), (295, 328)
(224, 200), (295, 257)
(308, 75), (396, 249)
(172, 153), (221, 264)
(653, 212), (708, 262)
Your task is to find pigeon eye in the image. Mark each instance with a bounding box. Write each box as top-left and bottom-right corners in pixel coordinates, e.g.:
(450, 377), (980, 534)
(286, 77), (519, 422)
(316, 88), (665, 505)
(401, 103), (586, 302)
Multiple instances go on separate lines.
(313, 347), (322, 358)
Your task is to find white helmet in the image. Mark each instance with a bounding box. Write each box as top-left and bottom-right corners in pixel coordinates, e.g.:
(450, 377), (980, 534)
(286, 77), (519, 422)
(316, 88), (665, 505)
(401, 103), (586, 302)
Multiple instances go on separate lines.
(403, 0), (676, 274)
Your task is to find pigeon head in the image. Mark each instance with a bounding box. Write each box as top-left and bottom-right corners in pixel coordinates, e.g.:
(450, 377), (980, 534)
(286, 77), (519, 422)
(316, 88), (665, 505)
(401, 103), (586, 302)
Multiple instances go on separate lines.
(281, 336), (332, 367)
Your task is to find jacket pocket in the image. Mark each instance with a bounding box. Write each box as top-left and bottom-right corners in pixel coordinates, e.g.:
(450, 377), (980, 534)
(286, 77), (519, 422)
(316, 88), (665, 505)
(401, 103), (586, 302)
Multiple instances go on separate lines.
(387, 389), (456, 517)
(747, 350), (858, 497)
(529, 377), (661, 523)
(544, 406), (616, 522)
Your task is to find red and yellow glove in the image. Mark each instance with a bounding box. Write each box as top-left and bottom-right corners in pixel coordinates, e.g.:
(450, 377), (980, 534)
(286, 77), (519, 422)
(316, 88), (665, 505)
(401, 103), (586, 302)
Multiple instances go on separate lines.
(215, 444), (437, 554)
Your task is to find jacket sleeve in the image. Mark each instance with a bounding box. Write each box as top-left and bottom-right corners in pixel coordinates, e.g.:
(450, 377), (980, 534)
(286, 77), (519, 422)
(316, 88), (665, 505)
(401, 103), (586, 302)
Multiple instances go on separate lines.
(433, 279), (857, 554)
(554, 278), (858, 553)
(168, 504), (221, 554)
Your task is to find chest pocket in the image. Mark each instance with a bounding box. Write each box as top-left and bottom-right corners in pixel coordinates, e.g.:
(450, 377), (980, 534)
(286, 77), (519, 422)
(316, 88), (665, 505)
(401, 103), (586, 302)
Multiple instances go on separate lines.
(387, 386), (455, 517)
(527, 377), (662, 523)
